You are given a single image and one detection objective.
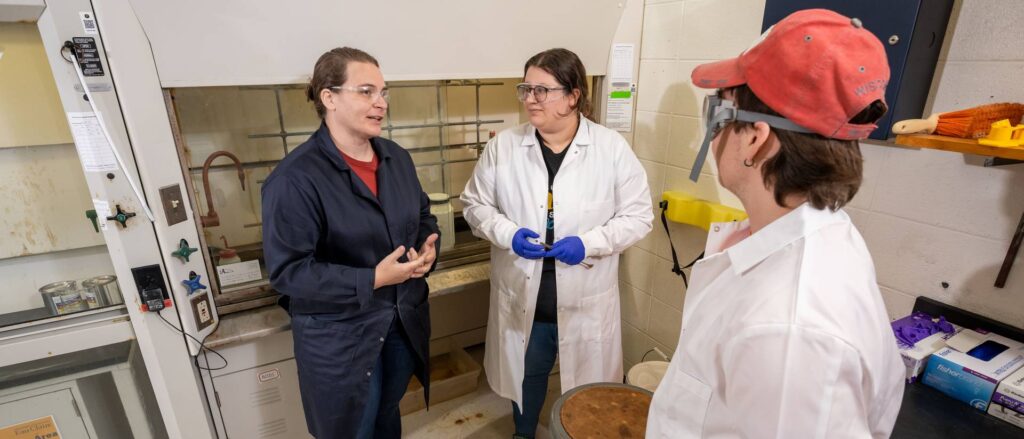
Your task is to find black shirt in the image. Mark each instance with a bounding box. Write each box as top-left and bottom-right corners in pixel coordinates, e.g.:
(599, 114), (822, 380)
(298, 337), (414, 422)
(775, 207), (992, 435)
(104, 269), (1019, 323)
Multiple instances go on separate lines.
(535, 131), (569, 323)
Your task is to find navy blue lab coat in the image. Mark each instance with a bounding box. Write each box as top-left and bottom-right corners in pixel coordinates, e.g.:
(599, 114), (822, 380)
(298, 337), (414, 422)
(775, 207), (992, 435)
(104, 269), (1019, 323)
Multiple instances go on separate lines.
(261, 123), (439, 438)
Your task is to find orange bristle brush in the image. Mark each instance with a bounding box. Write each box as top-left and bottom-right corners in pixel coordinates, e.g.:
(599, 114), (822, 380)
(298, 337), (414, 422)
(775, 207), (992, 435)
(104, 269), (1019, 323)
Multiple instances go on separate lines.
(892, 103), (1024, 138)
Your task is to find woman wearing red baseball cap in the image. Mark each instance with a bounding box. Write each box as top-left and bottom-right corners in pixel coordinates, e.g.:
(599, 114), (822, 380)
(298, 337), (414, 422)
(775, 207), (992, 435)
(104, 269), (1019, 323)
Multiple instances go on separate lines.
(646, 9), (904, 438)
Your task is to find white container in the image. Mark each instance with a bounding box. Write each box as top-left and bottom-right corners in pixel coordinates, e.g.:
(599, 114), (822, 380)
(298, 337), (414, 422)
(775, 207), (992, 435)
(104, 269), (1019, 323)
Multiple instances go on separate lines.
(626, 361), (670, 392)
(428, 193), (455, 252)
(989, 366), (1024, 429)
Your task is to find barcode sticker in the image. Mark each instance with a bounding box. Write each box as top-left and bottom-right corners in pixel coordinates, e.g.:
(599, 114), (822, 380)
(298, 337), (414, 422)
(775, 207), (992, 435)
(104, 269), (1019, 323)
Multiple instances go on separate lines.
(80, 11), (98, 35)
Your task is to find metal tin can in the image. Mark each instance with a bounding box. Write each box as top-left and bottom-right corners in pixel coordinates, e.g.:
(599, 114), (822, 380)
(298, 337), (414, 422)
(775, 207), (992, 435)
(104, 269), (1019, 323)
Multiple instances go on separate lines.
(39, 280), (88, 315)
(81, 275), (122, 308)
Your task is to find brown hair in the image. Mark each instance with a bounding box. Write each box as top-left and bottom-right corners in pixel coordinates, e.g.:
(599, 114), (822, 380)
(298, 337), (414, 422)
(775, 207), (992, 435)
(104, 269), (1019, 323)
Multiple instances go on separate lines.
(524, 48), (591, 118)
(306, 47), (379, 118)
(727, 85), (887, 211)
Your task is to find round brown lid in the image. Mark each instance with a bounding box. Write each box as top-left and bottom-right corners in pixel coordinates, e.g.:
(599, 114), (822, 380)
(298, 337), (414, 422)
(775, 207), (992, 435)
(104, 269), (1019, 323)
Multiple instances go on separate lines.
(560, 385), (652, 438)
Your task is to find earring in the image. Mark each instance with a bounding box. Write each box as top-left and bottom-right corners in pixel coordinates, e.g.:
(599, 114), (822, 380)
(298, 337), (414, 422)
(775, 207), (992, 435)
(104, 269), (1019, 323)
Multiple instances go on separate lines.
(743, 158), (755, 167)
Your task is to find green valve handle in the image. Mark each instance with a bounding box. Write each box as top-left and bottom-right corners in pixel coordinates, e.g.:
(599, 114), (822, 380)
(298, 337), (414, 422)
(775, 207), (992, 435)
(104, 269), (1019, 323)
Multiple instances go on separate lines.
(86, 209), (99, 232)
(172, 239), (199, 262)
(105, 204), (136, 228)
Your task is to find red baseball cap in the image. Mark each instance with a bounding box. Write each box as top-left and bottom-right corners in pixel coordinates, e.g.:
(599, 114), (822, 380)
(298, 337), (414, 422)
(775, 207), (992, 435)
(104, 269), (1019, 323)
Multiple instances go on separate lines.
(691, 8), (890, 140)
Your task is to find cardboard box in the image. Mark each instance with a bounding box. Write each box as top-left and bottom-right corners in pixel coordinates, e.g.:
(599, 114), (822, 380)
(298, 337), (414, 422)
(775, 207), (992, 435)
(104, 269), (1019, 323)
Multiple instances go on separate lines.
(922, 330), (1024, 411)
(988, 366), (1024, 429)
(892, 313), (962, 383)
(399, 344), (480, 415)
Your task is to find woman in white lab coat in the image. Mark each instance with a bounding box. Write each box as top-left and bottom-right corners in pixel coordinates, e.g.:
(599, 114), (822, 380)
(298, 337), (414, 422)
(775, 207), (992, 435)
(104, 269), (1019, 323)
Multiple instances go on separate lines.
(460, 48), (652, 438)
(646, 10), (905, 438)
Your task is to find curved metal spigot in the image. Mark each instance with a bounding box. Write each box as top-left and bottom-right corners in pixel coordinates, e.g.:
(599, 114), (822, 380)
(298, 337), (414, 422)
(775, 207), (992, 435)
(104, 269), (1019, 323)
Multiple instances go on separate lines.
(200, 151), (245, 227)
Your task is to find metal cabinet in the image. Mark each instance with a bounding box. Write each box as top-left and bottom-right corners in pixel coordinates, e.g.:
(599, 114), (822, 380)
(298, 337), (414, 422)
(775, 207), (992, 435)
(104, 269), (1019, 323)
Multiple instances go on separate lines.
(763, 0), (955, 139)
(213, 358), (309, 439)
(0, 385), (93, 438)
(205, 330), (310, 439)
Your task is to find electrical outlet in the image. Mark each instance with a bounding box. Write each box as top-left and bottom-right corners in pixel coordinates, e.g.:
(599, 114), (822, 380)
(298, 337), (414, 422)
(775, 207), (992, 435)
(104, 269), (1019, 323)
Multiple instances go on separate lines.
(197, 301), (211, 323)
(190, 293), (214, 330)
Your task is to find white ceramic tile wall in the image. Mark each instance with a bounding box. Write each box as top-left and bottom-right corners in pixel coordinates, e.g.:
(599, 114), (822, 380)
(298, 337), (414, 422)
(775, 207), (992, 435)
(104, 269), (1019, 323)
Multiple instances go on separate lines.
(640, 2), (684, 60)
(620, 281), (652, 332)
(633, 111), (671, 162)
(636, 60), (686, 114)
(622, 0), (1024, 372)
(676, 0), (767, 60)
(942, 0), (1024, 63)
(648, 297), (683, 347)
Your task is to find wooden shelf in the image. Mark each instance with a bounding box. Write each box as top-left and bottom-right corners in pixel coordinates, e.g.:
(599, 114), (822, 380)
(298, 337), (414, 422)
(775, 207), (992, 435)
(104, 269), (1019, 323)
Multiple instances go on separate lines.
(894, 134), (1024, 161)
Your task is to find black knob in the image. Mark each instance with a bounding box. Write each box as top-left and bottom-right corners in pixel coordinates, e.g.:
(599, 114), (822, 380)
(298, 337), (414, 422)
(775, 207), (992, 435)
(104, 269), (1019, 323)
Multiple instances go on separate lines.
(105, 204), (137, 228)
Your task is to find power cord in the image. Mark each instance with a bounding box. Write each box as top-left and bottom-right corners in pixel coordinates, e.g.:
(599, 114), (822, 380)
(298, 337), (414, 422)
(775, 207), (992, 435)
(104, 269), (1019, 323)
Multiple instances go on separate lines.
(156, 309), (229, 371)
(641, 347), (671, 363)
(59, 44), (73, 63)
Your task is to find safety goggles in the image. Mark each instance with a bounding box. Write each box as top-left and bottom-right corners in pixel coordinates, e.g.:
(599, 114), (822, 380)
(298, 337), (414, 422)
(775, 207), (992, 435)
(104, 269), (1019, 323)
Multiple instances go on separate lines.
(688, 94), (814, 182)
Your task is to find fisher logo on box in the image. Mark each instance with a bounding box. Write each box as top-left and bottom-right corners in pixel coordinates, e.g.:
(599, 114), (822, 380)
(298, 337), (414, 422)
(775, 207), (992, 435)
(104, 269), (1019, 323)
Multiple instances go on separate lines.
(936, 364), (960, 378)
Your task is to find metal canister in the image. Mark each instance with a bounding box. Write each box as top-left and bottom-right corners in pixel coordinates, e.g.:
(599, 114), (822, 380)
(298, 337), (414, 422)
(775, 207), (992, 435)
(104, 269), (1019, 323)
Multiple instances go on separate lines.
(550, 382), (653, 438)
(81, 275), (122, 308)
(39, 280), (88, 315)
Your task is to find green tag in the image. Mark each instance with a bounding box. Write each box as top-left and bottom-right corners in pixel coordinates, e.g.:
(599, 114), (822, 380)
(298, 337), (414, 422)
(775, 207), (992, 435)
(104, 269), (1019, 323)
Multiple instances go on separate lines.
(610, 91), (632, 99)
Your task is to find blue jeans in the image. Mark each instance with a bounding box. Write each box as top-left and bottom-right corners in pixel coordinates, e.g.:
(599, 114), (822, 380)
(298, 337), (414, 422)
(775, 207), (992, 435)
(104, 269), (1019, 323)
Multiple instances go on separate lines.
(356, 319), (417, 439)
(512, 321), (559, 438)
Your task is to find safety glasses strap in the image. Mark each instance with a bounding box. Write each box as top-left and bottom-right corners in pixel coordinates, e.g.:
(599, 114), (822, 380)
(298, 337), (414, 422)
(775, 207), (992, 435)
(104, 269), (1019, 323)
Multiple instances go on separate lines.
(688, 110), (735, 182)
(734, 110), (814, 134)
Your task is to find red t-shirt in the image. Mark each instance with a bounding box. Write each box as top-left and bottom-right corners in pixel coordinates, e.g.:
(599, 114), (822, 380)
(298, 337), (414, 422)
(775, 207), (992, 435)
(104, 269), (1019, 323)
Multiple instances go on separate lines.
(340, 151), (379, 196)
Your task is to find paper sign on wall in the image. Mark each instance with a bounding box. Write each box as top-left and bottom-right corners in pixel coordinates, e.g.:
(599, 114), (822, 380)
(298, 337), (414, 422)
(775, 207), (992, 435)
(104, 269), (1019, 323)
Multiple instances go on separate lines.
(92, 199), (111, 231)
(607, 43), (636, 132)
(68, 112), (118, 172)
(216, 260), (263, 286)
(607, 86), (635, 132)
(611, 43), (634, 84)
(0, 416), (62, 439)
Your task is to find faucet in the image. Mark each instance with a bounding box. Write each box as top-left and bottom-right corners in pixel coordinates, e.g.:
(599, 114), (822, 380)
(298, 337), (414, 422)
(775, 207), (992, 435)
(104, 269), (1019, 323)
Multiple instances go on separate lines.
(200, 151), (245, 227)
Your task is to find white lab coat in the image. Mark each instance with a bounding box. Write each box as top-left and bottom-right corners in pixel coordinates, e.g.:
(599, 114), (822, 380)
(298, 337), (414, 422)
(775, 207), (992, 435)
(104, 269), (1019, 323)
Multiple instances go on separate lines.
(460, 118), (653, 408)
(646, 204), (905, 438)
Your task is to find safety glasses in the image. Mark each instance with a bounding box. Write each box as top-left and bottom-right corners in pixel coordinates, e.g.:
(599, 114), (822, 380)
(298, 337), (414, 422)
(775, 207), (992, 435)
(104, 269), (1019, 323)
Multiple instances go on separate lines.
(329, 85), (390, 103)
(515, 83), (566, 103)
(688, 94), (814, 182)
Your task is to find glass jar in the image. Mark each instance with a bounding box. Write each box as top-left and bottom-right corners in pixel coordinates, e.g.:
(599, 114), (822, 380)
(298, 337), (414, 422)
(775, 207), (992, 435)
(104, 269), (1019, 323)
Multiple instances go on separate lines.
(428, 193), (455, 252)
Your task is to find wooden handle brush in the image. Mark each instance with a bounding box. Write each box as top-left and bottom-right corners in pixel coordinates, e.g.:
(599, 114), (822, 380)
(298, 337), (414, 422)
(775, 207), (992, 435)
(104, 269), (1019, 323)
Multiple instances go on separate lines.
(892, 103), (1024, 138)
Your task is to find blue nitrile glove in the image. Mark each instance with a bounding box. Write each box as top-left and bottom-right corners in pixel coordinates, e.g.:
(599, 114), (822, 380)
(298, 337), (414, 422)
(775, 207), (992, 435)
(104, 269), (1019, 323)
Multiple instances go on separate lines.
(547, 236), (585, 265)
(511, 228), (546, 259)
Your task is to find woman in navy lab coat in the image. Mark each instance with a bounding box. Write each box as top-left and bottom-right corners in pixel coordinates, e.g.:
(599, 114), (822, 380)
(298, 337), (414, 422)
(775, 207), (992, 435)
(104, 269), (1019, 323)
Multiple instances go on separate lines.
(261, 47), (440, 439)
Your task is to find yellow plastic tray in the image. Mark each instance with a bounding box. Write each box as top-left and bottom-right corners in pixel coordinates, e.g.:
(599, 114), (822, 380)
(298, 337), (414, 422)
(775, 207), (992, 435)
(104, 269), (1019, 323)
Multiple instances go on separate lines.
(661, 191), (747, 231)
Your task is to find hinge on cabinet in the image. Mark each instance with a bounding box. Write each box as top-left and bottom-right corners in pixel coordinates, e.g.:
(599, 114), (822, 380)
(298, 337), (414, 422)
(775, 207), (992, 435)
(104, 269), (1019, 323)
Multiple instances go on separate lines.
(215, 390), (222, 408)
(72, 398), (82, 418)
